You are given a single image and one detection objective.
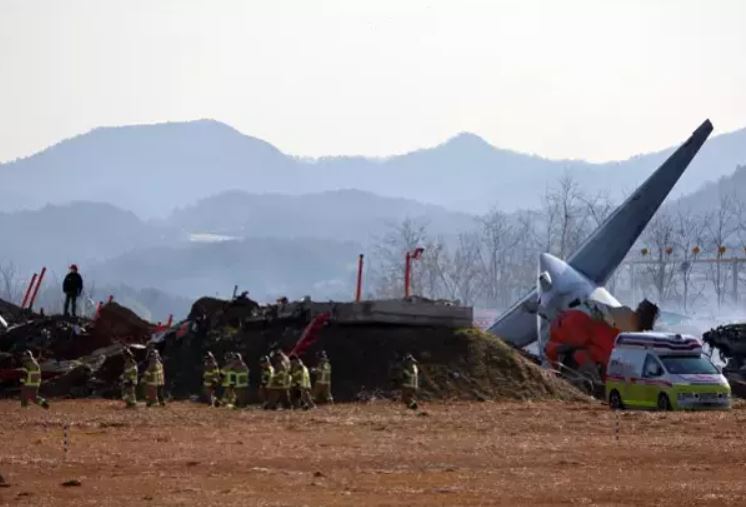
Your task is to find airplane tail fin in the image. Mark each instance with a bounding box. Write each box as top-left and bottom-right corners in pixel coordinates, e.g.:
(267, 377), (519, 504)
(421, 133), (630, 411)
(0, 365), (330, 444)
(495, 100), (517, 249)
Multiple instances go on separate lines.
(488, 120), (713, 347)
(569, 119), (713, 283)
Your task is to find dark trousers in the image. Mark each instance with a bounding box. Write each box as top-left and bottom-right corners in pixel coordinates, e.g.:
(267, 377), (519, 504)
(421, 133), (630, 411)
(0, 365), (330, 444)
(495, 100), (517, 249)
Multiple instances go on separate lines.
(145, 385), (166, 406)
(291, 387), (315, 409)
(402, 387), (418, 409)
(64, 294), (78, 317)
(312, 383), (333, 404)
(21, 386), (48, 408)
(265, 388), (290, 410)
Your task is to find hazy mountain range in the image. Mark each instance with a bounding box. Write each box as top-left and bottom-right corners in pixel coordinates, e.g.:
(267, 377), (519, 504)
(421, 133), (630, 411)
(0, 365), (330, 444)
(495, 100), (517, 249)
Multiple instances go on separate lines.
(1, 119), (746, 319)
(167, 189), (475, 242)
(2, 119), (746, 218)
(88, 237), (362, 304)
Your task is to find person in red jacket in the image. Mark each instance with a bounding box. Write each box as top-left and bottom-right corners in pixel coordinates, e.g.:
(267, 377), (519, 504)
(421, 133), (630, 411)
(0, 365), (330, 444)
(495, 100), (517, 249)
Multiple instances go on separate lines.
(63, 264), (83, 318)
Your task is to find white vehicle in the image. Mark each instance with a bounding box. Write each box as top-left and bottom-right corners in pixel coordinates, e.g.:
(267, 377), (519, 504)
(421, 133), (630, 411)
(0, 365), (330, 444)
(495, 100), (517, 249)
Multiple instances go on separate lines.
(605, 332), (731, 411)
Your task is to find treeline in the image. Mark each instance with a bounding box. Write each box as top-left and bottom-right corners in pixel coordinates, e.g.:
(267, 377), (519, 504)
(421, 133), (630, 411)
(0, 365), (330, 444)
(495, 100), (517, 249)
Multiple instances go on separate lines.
(370, 174), (746, 314)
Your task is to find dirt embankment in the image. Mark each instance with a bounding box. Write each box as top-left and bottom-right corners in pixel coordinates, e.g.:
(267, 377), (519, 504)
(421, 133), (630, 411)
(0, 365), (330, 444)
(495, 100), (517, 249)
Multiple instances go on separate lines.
(165, 299), (584, 403)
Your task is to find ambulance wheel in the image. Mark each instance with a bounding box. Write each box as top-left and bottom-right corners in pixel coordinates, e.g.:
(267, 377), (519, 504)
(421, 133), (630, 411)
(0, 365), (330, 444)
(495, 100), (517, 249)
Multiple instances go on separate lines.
(657, 393), (672, 411)
(608, 390), (624, 410)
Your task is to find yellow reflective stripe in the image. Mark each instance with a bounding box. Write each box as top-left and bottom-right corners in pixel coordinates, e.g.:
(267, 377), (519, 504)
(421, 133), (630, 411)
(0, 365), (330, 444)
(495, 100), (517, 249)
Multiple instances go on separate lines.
(24, 365), (42, 386)
(319, 364), (332, 384)
(402, 366), (418, 389)
(236, 372), (249, 387)
(221, 369), (233, 387)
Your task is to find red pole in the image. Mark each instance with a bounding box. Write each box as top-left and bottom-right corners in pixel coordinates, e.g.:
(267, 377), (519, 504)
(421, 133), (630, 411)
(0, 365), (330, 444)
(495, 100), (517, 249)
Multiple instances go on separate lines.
(21, 273), (38, 309)
(404, 252), (412, 298)
(355, 254), (364, 303)
(27, 266), (46, 311)
(94, 301), (102, 320)
(166, 314), (173, 328)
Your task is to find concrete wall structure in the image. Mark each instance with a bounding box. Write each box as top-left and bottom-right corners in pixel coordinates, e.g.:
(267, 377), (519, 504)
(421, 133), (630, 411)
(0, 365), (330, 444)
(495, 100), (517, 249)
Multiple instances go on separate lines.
(277, 298), (473, 328)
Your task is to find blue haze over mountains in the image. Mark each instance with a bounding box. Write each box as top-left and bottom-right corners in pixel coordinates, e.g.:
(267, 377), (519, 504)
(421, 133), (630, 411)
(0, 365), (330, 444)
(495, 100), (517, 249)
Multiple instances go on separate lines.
(1, 119), (745, 318)
(3, 119), (746, 218)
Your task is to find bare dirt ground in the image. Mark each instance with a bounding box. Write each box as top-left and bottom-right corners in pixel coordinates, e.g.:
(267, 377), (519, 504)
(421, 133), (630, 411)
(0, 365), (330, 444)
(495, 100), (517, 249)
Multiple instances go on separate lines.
(1, 399), (745, 506)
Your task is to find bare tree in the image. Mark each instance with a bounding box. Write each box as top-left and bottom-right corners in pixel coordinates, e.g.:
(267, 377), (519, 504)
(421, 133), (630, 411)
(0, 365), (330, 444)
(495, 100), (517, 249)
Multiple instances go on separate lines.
(579, 190), (616, 229)
(705, 194), (740, 307)
(672, 209), (708, 313)
(639, 210), (678, 304)
(447, 232), (483, 305)
(0, 261), (24, 305)
(475, 208), (521, 308)
(418, 235), (452, 299)
(372, 218), (429, 298)
(541, 173), (601, 259)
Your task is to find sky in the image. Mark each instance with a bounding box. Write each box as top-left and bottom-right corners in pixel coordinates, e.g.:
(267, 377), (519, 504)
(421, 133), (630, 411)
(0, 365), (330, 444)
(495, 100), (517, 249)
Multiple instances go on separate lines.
(1, 0), (745, 163)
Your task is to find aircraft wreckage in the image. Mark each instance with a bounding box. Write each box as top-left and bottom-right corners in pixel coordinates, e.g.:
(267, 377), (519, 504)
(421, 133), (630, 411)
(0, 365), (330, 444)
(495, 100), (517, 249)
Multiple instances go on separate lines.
(488, 119), (714, 391)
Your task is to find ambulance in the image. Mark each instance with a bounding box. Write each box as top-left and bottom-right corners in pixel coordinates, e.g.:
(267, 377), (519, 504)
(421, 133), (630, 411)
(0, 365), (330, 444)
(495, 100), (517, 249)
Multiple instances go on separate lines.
(605, 332), (731, 410)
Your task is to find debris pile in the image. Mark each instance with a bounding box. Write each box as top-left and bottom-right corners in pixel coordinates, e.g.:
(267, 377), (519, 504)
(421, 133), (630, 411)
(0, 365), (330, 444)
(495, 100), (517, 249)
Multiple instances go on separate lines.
(703, 323), (746, 398)
(160, 297), (585, 402)
(1, 293), (584, 403)
(0, 299), (151, 398)
(0, 298), (24, 326)
(89, 302), (152, 348)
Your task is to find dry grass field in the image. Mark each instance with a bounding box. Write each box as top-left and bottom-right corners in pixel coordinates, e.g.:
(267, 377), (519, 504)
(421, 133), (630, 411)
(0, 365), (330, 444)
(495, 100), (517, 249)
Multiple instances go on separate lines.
(1, 399), (745, 506)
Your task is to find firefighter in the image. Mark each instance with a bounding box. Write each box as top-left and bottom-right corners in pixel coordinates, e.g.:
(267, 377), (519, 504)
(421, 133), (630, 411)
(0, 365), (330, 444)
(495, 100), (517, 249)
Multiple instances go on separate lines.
(220, 352), (236, 408)
(202, 352), (220, 407)
(19, 350), (49, 409)
(258, 355), (274, 406)
(234, 353), (250, 408)
(265, 352), (290, 410)
(143, 349), (166, 407)
(290, 355), (315, 410)
(272, 347), (291, 371)
(311, 350), (333, 404)
(120, 348), (138, 408)
(280, 351), (293, 407)
(401, 354), (419, 410)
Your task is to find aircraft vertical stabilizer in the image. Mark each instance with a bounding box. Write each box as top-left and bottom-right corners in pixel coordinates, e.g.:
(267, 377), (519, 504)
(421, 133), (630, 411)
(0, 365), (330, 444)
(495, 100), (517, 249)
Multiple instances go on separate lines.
(569, 119), (713, 283)
(488, 120), (713, 347)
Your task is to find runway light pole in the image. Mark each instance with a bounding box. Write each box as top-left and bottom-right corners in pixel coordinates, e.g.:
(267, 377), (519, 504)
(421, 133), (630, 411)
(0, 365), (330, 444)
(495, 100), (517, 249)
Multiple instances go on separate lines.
(21, 273), (38, 309)
(355, 254), (364, 303)
(27, 266), (46, 311)
(404, 247), (424, 298)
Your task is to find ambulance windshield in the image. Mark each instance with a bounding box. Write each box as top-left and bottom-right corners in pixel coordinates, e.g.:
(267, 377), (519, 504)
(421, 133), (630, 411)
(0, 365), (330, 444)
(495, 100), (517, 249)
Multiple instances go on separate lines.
(659, 355), (718, 375)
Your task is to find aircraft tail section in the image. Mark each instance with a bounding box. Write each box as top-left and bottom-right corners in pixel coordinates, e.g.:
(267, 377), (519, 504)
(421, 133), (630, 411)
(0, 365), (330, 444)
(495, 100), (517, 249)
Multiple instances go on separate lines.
(488, 120), (713, 347)
(569, 119), (713, 284)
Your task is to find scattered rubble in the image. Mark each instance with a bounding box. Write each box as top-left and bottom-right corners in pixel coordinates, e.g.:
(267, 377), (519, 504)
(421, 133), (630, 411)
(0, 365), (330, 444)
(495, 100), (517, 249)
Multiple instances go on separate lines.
(703, 323), (746, 398)
(0, 298), (24, 331)
(0, 294), (584, 403)
(0, 299), (151, 398)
